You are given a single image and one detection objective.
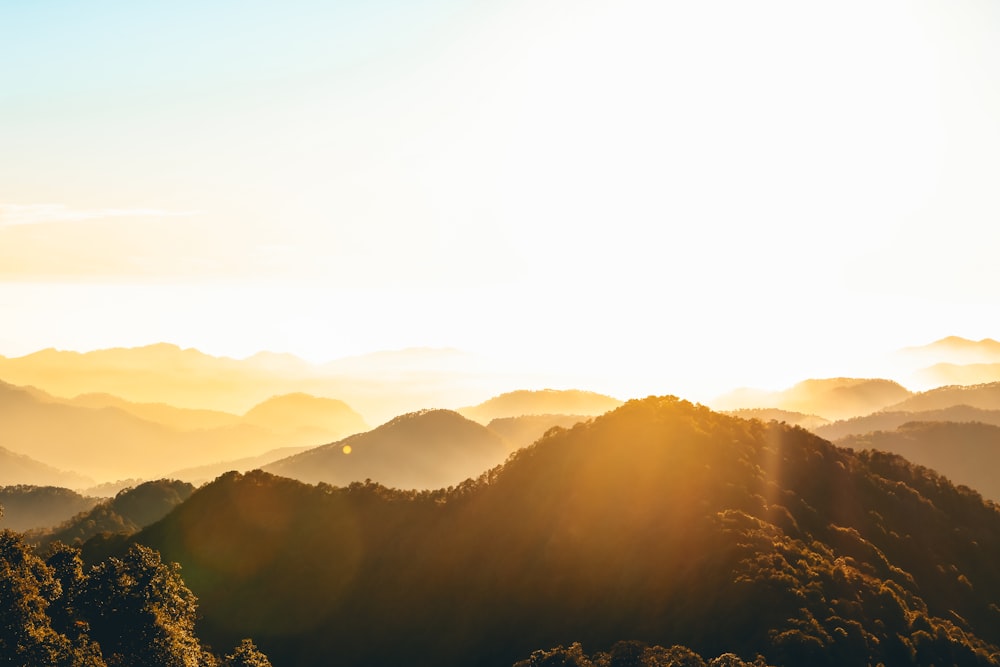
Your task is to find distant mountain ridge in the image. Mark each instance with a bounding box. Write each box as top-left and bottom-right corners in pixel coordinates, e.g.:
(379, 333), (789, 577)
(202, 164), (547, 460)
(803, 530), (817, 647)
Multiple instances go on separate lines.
(264, 409), (509, 489)
(886, 382), (1000, 413)
(0, 343), (516, 423)
(458, 389), (623, 424)
(0, 379), (365, 482)
(815, 404), (1000, 440)
(712, 377), (912, 420)
(0, 445), (93, 488)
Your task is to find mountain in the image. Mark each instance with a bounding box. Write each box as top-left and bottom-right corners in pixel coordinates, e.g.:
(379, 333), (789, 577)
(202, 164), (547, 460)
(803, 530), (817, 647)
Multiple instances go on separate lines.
(0, 343), (526, 424)
(712, 378), (913, 420)
(885, 382), (1000, 413)
(0, 379), (306, 481)
(241, 392), (367, 439)
(35, 479), (195, 551)
(68, 392), (242, 430)
(0, 486), (99, 532)
(0, 343), (260, 411)
(0, 376), (372, 482)
(0, 446), (93, 488)
(485, 414), (590, 450)
(900, 336), (1000, 366)
(131, 397), (1000, 667)
(835, 421), (1000, 501)
(724, 408), (830, 431)
(458, 389), (623, 424)
(166, 446), (313, 485)
(263, 409), (509, 489)
(894, 338), (1000, 388)
(814, 405), (1000, 440)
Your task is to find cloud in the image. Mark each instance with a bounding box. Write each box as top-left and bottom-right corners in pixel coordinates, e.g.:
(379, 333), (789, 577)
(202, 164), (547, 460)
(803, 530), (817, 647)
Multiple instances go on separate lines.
(0, 204), (201, 226)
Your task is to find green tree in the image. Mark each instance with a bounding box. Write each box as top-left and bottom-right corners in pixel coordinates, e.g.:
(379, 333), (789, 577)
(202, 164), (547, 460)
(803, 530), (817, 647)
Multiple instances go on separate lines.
(0, 530), (104, 667)
(77, 543), (206, 667)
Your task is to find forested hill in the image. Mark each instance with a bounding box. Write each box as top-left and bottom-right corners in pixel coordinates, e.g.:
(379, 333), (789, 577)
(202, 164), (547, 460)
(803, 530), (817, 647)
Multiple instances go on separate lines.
(133, 397), (1000, 667)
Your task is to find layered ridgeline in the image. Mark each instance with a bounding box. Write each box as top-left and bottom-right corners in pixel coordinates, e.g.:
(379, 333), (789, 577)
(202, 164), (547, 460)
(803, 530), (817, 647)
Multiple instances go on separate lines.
(129, 397), (1000, 667)
(0, 379), (366, 481)
(263, 409), (510, 489)
(712, 378), (913, 421)
(0, 446), (92, 488)
(0, 343), (521, 425)
(901, 337), (1000, 387)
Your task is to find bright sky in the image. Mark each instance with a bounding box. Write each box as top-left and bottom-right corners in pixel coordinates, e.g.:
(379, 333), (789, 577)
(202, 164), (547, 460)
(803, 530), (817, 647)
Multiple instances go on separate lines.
(2, 0), (998, 401)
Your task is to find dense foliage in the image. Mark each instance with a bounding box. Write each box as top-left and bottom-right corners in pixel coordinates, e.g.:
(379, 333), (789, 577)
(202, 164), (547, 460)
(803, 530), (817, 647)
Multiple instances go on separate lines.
(125, 397), (1000, 666)
(0, 530), (268, 667)
(512, 640), (772, 667)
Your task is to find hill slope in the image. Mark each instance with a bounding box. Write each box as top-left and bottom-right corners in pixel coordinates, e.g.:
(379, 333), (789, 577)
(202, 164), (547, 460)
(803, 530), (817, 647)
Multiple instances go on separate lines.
(134, 397), (1000, 667)
(35, 479), (195, 550)
(836, 421), (1000, 501)
(264, 409), (509, 489)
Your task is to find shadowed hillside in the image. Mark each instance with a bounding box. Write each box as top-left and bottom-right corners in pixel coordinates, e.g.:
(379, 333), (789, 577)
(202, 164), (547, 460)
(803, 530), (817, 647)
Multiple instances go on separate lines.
(713, 378), (912, 420)
(33, 479), (195, 551)
(264, 409), (509, 489)
(836, 421), (1000, 501)
(458, 389), (623, 424)
(0, 486), (99, 532)
(130, 397), (1000, 667)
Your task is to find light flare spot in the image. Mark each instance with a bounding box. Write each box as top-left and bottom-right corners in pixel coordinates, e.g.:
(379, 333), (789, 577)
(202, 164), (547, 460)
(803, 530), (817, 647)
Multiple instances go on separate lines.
(342, 445), (352, 455)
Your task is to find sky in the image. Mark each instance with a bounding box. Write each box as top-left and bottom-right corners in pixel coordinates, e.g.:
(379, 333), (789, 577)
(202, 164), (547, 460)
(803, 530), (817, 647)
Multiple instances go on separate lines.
(2, 0), (999, 402)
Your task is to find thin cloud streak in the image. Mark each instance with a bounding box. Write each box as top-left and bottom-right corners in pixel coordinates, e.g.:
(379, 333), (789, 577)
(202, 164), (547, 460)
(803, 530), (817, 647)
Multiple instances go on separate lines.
(0, 204), (202, 226)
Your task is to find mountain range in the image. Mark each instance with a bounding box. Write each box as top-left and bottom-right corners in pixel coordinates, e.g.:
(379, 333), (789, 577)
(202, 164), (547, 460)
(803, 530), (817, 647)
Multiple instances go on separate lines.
(711, 378), (913, 420)
(120, 397), (1000, 667)
(0, 344), (537, 424)
(0, 379), (366, 481)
